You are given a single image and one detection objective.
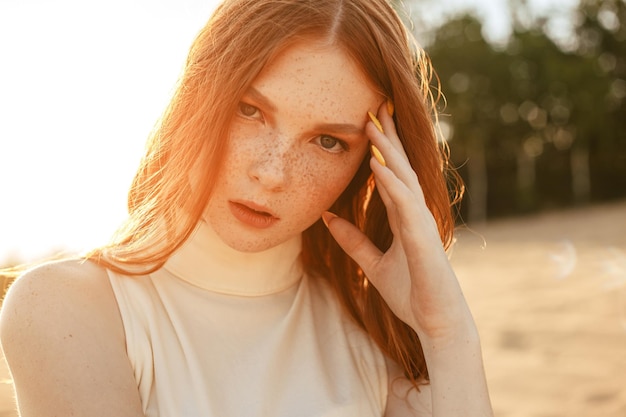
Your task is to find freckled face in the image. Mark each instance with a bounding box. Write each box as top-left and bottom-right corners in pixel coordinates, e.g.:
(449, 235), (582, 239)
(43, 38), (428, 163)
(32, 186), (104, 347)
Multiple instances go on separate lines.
(204, 41), (383, 252)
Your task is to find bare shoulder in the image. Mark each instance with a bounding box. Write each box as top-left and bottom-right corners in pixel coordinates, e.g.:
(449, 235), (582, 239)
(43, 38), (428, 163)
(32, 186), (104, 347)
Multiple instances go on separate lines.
(0, 259), (144, 416)
(1, 258), (122, 343)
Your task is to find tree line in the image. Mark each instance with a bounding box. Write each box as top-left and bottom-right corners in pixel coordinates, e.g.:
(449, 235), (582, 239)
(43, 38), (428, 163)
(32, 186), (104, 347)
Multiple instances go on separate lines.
(409, 0), (625, 222)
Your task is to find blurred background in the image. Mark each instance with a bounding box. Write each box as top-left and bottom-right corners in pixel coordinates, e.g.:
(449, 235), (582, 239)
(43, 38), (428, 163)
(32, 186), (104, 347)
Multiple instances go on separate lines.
(1, 0), (625, 416)
(411, 0), (626, 224)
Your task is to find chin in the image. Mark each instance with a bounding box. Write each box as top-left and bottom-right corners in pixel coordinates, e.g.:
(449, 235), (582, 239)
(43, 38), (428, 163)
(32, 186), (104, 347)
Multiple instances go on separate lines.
(212, 225), (287, 253)
(205, 213), (304, 254)
(224, 237), (279, 253)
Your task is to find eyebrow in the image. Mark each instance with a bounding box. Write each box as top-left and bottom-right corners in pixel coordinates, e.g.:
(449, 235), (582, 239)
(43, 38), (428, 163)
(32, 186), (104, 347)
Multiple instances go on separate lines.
(244, 86), (365, 136)
(246, 86), (277, 113)
(315, 122), (364, 136)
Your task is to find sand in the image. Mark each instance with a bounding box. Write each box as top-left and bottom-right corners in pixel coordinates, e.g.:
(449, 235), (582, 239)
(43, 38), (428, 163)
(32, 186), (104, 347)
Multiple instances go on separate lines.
(1, 200), (625, 416)
(452, 200), (626, 416)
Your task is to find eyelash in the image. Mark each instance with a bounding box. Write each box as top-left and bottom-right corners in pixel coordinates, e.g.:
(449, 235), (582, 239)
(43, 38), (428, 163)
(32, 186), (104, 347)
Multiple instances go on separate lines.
(236, 101), (348, 154)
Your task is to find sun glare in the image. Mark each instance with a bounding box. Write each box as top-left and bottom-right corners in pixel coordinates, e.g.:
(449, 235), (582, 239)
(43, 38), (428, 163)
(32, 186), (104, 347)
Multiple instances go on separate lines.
(0, 0), (220, 263)
(0, 0), (577, 264)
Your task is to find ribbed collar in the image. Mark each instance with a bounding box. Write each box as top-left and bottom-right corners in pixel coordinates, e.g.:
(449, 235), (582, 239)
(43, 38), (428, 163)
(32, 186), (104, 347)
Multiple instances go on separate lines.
(163, 220), (303, 297)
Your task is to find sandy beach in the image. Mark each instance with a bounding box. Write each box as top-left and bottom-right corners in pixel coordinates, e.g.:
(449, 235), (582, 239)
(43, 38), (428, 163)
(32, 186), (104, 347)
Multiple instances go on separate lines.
(1, 200), (625, 416)
(452, 200), (626, 417)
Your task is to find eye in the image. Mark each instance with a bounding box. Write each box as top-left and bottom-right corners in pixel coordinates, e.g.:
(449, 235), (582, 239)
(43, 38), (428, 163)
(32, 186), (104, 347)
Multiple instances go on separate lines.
(315, 135), (348, 153)
(237, 102), (263, 120)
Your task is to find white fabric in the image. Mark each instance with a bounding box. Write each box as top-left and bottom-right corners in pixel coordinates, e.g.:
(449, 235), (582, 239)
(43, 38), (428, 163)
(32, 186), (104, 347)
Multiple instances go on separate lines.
(107, 220), (388, 417)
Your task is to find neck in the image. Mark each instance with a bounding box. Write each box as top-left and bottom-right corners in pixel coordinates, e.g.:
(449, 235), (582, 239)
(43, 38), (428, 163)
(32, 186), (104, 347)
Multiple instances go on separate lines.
(163, 220), (303, 296)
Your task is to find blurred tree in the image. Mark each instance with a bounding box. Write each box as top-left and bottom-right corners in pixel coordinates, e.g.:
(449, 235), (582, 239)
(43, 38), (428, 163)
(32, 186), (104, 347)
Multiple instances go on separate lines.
(504, 26), (601, 210)
(427, 16), (503, 223)
(573, 0), (626, 203)
(422, 0), (626, 221)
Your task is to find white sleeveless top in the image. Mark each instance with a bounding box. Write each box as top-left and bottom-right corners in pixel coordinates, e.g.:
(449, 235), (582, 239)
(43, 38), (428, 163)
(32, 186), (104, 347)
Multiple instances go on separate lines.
(107, 220), (388, 417)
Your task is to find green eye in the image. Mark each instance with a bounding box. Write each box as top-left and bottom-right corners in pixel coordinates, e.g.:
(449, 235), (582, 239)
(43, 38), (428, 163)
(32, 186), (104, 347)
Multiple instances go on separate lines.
(319, 135), (339, 149)
(316, 135), (348, 153)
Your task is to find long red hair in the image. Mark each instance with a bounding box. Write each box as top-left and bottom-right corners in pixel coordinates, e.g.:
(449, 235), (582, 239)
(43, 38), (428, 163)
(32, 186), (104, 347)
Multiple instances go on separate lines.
(88, 0), (462, 386)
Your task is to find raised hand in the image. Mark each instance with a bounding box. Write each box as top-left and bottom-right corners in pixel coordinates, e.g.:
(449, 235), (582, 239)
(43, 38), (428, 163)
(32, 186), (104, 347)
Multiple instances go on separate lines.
(322, 102), (476, 346)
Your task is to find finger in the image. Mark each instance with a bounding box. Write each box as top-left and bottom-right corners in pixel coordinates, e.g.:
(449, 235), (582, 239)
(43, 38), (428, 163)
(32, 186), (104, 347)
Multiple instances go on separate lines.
(370, 157), (430, 237)
(369, 135), (428, 210)
(366, 124), (413, 183)
(369, 158), (401, 233)
(370, 101), (409, 165)
(366, 112), (405, 164)
(369, 156), (392, 204)
(366, 115), (421, 196)
(377, 101), (404, 154)
(322, 212), (383, 276)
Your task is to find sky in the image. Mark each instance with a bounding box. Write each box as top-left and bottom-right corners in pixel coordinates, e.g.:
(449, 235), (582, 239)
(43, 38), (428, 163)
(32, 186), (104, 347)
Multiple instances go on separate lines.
(0, 0), (579, 263)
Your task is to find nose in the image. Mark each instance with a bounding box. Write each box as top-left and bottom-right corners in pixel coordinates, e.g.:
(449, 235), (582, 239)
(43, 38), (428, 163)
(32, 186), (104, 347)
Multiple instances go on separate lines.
(248, 137), (292, 191)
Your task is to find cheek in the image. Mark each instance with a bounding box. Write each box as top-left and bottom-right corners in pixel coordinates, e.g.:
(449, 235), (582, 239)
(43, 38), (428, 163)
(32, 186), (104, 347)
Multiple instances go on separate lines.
(218, 128), (254, 181)
(293, 154), (364, 212)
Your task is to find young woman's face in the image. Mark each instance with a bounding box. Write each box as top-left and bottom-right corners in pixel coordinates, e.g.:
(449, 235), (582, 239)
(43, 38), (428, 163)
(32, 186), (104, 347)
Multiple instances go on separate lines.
(204, 40), (383, 252)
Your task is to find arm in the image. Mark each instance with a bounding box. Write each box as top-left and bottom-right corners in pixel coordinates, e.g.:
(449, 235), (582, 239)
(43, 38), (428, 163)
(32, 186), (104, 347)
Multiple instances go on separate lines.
(0, 259), (145, 417)
(323, 103), (493, 417)
(383, 330), (490, 416)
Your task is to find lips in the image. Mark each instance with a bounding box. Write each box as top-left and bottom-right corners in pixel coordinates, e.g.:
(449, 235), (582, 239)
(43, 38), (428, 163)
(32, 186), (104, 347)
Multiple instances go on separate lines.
(228, 201), (279, 229)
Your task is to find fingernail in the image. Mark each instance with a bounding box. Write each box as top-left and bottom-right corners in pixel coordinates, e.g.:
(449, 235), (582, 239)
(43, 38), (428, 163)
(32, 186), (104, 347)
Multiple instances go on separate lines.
(370, 144), (386, 167)
(368, 111), (384, 134)
(387, 100), (395, 117)
(322, 211), (338, 228)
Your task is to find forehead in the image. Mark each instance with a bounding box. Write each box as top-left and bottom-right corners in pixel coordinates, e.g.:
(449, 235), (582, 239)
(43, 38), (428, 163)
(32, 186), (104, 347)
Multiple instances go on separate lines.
(251, 41), (383, 122)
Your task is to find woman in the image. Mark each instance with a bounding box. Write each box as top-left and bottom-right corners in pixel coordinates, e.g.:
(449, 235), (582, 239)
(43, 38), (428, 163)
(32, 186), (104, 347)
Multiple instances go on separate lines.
(0, 0), (493, 415)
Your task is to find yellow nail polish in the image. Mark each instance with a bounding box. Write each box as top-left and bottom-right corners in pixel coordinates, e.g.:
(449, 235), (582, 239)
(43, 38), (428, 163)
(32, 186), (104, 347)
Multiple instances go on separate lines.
(370, 144), (386, 167)
(368, 111), (384, 134)
(387, 100), (395, 117)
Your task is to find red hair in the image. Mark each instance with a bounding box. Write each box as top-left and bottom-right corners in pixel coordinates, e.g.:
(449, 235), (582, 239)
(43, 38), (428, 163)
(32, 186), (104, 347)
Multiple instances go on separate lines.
(88, 0), (462, 386)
